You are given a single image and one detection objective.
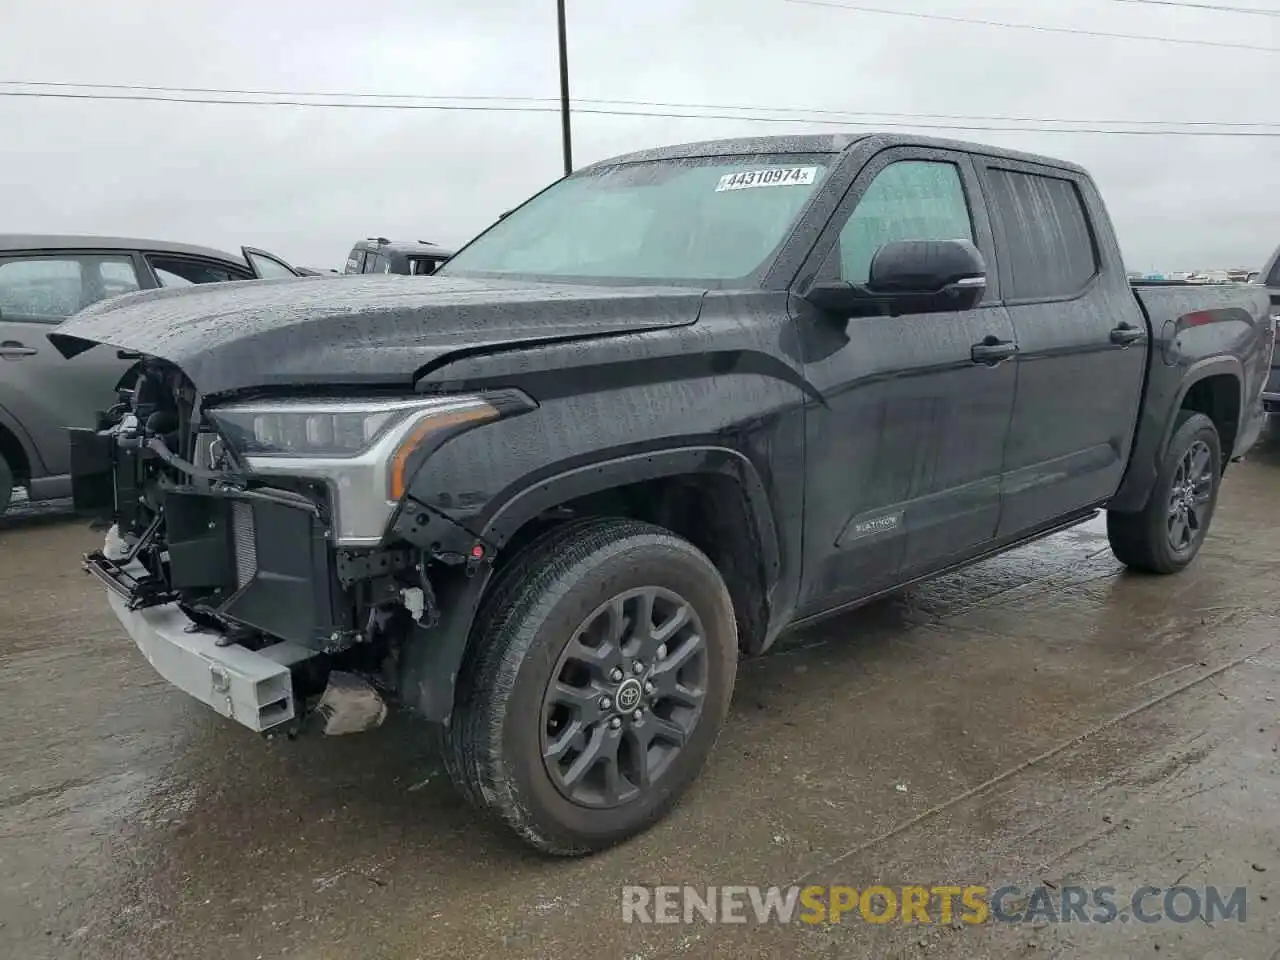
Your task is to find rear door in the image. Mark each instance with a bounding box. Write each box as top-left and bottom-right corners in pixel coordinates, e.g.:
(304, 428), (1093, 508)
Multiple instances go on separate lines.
(978, 160), (1147, 535)
(241, 246), (299, 279)
(0, 250), (145, 482)
(796, 147), (1018, 611)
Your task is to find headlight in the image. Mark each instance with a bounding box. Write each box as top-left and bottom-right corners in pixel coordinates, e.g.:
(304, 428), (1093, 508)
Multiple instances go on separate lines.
(209, 401), (417, 458)
(207, 396), (500, 545)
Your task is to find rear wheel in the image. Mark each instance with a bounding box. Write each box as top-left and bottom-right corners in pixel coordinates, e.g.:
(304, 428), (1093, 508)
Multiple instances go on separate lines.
(0, 452), (13, 515)
(443, 518), (738, 855)
(1107, 411), (1221, 574)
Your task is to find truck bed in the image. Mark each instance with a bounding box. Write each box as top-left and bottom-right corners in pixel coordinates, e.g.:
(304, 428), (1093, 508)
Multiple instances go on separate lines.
(1107, 279), (1273, 512)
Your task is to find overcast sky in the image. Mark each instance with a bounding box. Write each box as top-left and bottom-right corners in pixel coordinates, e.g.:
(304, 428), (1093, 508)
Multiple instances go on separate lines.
(0, 0), (1275, 272)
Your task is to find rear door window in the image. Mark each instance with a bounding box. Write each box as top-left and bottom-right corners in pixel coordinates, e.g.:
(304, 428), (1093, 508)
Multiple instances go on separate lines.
(147, 255), (249, 287)
(984, 169), (1098, 300)
(0, 254), (140, 322)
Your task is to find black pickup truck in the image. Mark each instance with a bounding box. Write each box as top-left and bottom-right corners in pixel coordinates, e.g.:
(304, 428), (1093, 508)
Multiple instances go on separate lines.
(52, 134), (1273, 856)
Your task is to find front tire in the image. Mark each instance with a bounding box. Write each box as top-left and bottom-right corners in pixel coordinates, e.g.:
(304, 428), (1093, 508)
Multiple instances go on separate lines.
(444, 518), (738, 855)
(1107, 411), (1222, 574)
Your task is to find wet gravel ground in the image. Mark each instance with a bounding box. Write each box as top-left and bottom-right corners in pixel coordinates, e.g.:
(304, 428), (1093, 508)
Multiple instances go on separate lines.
(3, 426), (1279, 960)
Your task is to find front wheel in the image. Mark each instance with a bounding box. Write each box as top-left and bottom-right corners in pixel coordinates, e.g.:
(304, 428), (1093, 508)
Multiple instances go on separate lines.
(444, 518), (738, 855)
(1107, 411), (1222, 574)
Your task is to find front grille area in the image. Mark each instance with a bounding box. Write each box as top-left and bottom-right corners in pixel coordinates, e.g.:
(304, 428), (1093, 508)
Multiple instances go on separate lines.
(231, 501), (258, 589)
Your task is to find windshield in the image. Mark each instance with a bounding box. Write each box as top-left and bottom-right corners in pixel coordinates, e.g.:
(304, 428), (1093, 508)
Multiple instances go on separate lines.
(439, 155), (830, 285)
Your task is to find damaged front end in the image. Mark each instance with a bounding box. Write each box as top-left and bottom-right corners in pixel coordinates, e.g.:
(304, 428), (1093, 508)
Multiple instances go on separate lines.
(70, 360), (512, 736)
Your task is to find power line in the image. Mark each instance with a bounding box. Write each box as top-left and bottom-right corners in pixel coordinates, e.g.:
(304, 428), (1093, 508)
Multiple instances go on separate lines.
(1, 79), (544, 102)
(784, 0), (1280, 51)
(3, 88), (1280, 136)
(3, 81), (1279, 129)
(1111, 0), (1280, 16)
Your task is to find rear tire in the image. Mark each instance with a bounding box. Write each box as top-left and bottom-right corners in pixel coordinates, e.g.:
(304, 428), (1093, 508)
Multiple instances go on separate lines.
(1107, 411), (1221, 574)
(443, 518), (738, 856)
(0, 453), (13, 515)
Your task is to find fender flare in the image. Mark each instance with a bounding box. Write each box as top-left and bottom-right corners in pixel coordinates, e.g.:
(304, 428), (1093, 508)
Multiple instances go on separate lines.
(1157, 356), (1244, 462)
(403, 446), (782, 724)
(1110, 355), (1246, 514)
(478, 445), (781, 583)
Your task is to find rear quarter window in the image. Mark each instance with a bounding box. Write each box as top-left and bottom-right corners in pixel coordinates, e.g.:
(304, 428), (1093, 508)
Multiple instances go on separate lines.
(409, 257), (442, 275)
(986, 168), (1098, 300)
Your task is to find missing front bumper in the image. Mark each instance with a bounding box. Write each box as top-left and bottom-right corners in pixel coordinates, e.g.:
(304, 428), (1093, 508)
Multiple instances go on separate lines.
(105, 583), (311, 733)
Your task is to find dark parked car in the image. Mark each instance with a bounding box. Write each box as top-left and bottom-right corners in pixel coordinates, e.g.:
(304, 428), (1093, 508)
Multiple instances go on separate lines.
(0, 236), (297, 514)
(342, 238), (453, 276)
(1259, 243), (1280, 414)
(56, 134), (1273, 856)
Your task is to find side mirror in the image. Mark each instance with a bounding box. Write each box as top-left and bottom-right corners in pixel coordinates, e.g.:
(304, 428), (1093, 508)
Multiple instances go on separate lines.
(806, 239), (987, 319)
(804, 281), (866, 316)
(866, 239), (987, 312)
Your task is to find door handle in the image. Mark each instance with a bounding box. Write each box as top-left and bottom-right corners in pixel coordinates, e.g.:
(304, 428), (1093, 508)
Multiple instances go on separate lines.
(0, 340), (38, 359)
(970, 336), (1017, 366)
(1110, 323), (1145, 346)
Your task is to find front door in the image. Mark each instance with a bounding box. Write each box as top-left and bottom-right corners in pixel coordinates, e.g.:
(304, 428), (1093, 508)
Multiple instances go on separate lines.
(796, 149), (1017, 613)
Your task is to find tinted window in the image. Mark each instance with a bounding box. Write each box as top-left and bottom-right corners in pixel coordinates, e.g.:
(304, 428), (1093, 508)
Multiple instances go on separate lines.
(409, 257), (442, 275)
(836, 160), (973, 284)
(148, 256), (246, 287)
(0, 255), (140, 321)
(363, 253), (385, 274)
(440, 156), (829, 284)
(986, 169), (1097, 300)
(345, 250), (366, 274)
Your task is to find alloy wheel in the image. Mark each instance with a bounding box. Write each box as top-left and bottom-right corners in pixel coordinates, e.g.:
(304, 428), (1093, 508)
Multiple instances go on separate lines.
(540, 587), (708, 809)
(1167, 439), (1214, 552)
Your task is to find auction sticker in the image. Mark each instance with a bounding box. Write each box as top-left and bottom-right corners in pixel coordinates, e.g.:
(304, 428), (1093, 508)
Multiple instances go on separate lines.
(715, 166), (819, 192)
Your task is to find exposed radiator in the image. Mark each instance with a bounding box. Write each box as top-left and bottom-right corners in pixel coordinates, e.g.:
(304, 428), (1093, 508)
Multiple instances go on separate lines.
(231, 501), (258, 589)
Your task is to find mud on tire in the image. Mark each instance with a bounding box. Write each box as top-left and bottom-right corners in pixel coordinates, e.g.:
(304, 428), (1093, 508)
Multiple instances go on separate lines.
(443, 518), (738, 856)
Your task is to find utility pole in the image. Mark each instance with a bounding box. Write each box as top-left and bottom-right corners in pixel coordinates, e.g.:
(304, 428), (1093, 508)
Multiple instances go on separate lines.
(556, 0), (573, 176)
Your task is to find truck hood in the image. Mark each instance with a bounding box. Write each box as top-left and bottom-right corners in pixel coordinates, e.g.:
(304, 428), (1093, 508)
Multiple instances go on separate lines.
(48, 274), (705, 396)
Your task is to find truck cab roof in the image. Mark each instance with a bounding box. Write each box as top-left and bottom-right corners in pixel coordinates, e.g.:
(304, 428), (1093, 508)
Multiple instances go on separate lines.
(588, 132), (1089, 177)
